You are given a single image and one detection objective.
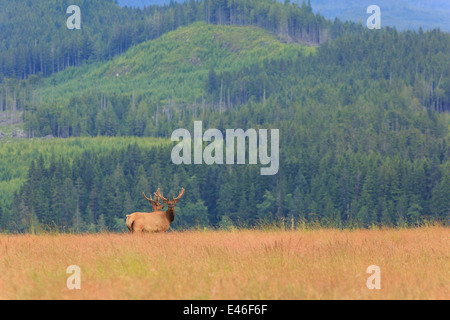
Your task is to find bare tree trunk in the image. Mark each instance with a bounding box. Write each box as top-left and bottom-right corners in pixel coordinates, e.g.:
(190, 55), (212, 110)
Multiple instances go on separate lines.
(156, 103), (159, 126)
(219, 78), (223, 113)
(193, 96), (197, 119)
(202, 95), (205, 120)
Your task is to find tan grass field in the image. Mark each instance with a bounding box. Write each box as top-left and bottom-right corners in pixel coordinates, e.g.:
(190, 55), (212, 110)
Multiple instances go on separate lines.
(0, 227), (448, 300)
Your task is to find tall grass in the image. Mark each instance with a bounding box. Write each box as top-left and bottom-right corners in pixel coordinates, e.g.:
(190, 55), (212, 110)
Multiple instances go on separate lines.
(3, 215), (446, 235)
(0, 227), (447, 299)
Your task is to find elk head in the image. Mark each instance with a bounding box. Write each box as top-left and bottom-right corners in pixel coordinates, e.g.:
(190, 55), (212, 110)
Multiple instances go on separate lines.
(143, 191), (165, 212)
(157, 188), (185, 210)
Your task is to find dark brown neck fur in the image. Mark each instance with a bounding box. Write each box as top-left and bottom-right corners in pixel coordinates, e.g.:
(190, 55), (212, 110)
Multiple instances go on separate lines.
(166, 207), (175, 223)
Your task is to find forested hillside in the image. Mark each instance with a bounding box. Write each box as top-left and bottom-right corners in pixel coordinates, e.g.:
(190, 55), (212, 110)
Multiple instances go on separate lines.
(23, 22), (315, 138)
(116, 0), (450, 31)
(21, 22), (450, 139)
(0, 0), (326, 80)
(0, 0), (449, 232)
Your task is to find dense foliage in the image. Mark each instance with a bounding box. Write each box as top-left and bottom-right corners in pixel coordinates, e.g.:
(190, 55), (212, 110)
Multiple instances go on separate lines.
(0, 0), (449, 232)
(4, 140), (448, 233)
(17, 23), (450, 139)
(0, 137), (169, 231)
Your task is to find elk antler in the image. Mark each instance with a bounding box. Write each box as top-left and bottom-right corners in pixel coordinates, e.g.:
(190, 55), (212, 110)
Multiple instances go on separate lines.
(157, 188), (185, 204)
(143, 191), (164, 205)
(172, 188), (185, 202)
(143, 192), (155, 202)
(157, 188), (168, 203)
(143, 190), (165, 211)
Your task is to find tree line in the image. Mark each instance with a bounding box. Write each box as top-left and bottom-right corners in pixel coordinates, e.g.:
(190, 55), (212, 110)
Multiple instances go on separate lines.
(2, 140), (448, 233)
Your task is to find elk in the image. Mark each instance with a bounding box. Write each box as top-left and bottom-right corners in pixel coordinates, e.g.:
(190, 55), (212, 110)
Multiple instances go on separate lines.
(126, 188), (185, 233)
(142, 191), (165, 212)
(126, 190), (163, 233)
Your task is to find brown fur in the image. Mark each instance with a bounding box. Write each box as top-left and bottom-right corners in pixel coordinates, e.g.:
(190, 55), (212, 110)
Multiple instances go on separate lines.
(127, 188), (185, 234)
(126, 210), (173, 233)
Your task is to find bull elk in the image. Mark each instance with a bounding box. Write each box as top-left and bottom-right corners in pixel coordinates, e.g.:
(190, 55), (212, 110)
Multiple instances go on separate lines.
(126, 188), (185, 233)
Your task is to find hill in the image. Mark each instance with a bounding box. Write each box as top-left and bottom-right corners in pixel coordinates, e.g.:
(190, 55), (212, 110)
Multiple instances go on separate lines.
(40, 22), (314, 105)
(24, 21), (450, 138)
(22, 22), (317, 138)
(0, 0), (325, 80)
(117, 0), (450, 31)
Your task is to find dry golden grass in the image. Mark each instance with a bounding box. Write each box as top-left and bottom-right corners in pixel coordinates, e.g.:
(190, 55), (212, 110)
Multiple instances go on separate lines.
(0, 227), (448, 300)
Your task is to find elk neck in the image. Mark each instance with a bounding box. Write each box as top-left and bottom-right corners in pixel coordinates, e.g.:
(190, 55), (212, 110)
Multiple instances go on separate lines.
(165, 207), (176, 223)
